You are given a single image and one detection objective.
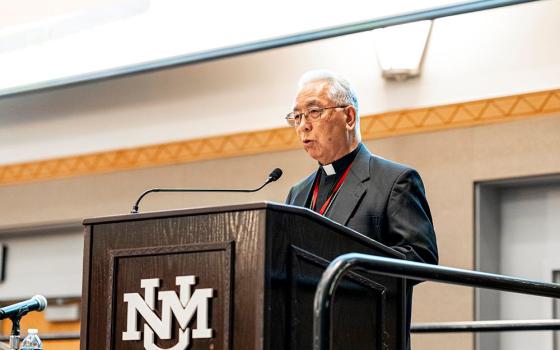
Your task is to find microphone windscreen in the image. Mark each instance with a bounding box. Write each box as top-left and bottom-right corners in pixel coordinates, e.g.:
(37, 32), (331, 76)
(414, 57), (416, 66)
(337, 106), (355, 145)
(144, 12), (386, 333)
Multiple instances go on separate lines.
(269, 168), (283, 181)
(33, 295), (47, 311)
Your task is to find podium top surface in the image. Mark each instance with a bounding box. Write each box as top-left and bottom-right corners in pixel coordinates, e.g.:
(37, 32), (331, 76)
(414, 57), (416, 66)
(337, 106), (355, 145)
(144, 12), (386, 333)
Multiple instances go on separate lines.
(83, 201), (403, 258)
(83, 201), (285, 225)
(83, 201), (353, 226)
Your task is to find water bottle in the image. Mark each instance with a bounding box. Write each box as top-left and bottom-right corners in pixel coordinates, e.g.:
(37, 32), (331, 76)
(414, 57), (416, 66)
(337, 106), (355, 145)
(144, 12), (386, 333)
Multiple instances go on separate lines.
(20, 329), (42, 350)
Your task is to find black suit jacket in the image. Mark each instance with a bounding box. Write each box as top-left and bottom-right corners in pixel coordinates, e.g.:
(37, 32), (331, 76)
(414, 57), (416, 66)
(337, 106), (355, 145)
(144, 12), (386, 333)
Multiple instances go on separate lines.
(286, 145), (438, 347)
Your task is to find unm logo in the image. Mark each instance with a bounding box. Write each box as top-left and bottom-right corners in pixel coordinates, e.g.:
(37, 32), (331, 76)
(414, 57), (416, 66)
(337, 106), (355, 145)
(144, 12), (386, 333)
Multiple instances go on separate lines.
(122, 276), (214, 350)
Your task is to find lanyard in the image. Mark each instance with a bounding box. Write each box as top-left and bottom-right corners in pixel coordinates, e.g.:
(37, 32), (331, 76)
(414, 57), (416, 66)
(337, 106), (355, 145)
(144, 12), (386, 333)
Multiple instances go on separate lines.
(310, 163), (353, 215)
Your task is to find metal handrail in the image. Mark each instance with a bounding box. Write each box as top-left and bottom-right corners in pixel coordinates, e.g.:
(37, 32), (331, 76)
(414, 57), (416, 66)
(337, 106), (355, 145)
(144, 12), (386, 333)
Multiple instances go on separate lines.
(313, 253), (560, 350)
(411, 319), (560, 333)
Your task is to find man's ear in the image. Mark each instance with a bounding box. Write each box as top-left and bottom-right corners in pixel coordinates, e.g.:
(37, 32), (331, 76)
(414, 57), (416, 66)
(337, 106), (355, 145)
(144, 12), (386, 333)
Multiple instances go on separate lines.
(345, 106), (357, 131)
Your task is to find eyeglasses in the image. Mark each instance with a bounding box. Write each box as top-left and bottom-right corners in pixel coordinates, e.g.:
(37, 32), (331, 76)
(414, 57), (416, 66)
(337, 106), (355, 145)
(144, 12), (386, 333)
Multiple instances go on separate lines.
(285, 105), (349, 127)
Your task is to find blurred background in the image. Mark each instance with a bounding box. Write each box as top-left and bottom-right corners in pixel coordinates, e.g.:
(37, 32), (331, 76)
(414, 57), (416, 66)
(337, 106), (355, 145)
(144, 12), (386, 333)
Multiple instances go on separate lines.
(0, 0), (559, 349)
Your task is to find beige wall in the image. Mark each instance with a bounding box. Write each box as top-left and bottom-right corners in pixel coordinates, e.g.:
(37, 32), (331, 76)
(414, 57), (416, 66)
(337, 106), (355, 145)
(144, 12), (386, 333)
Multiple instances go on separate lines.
(0, 113), (559, 349)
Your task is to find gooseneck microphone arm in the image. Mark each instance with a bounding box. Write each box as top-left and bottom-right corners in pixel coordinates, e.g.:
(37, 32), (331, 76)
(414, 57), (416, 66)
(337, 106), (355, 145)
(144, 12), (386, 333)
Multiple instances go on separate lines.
(131, 183), (267, 213)
(131, 168), (283, 213)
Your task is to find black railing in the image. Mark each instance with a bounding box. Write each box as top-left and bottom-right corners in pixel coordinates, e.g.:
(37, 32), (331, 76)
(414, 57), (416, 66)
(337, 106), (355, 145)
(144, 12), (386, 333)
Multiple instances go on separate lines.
(411, 319), (560, 333)
(3, 254), (560, 346)
(3, 321), (559, 344)
(313, 253), (560, 350)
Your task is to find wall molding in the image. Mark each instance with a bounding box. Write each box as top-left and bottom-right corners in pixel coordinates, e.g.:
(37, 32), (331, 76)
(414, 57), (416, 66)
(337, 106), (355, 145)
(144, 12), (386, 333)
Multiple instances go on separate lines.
(1, 89), (559, 186)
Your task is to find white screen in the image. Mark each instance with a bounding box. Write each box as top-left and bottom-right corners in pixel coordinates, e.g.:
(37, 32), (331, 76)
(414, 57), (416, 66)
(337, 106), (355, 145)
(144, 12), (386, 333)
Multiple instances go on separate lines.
(0, 0), (478, 96)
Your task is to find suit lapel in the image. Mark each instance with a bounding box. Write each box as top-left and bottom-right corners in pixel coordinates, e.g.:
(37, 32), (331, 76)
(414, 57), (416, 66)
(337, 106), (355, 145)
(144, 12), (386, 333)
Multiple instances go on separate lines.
(325, 146), (371, 225)
(290, 174), (315, 207)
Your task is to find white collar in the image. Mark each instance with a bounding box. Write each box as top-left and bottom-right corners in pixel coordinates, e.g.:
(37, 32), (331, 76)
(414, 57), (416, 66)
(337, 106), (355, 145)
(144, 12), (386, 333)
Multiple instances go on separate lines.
(322, 164), (336, 176)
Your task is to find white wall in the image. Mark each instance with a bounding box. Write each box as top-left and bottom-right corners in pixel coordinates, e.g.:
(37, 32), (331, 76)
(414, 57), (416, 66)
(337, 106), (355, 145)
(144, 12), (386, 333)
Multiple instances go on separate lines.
(0, 0), (118, 29)
(0, 0), (559, 165)
(0, 226), (84, 301)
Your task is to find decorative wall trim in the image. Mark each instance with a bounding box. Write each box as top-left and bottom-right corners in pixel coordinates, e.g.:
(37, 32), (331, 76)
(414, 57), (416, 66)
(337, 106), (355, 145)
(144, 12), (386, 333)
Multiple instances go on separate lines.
(1, 89), (559, 186)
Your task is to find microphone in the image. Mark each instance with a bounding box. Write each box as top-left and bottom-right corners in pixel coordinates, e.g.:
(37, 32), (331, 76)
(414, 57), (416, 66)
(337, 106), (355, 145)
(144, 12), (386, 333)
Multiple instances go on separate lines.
(0, 295), (47, 320)
(131, 168), (283, 213)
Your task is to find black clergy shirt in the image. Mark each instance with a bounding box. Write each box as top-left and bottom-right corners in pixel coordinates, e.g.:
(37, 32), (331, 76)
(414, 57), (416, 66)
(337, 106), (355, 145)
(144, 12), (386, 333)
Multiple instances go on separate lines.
(307, 143), (362, 214)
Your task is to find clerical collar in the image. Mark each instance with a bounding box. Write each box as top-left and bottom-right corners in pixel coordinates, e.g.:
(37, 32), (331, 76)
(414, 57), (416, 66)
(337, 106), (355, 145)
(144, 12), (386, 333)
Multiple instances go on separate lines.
(320, 143), (362, 176)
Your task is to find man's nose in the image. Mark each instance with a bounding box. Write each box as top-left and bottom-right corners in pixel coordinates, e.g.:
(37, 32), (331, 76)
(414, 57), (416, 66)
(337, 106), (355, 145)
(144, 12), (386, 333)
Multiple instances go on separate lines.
(297, 115), (312, 132)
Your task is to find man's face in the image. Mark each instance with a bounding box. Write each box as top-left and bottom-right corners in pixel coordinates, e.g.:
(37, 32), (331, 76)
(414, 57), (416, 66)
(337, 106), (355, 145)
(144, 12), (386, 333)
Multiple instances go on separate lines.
(293, 81), (353, 164)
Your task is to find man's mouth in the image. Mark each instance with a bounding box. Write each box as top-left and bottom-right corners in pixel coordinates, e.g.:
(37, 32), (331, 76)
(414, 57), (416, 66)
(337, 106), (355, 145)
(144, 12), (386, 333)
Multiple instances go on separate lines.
(303, 139), (313, 144)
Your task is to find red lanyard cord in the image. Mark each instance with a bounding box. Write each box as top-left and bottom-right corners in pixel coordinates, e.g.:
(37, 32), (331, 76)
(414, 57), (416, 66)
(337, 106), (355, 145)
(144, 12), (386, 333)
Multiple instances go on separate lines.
(310, 163), (353, 215)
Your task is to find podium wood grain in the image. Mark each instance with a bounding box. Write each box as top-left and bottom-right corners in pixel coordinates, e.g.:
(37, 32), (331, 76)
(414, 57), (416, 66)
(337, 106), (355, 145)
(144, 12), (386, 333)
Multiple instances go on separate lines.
(81, 202), (406, 350)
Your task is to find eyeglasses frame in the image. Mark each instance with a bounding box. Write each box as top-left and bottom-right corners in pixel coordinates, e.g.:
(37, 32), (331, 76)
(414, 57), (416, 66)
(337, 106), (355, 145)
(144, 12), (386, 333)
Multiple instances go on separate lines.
(285, 105), (350, 127)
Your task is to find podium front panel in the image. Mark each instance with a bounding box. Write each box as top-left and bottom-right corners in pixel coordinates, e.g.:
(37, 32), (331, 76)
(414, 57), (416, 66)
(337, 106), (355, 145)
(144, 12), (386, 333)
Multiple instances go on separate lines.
(82, 209), (266, 350)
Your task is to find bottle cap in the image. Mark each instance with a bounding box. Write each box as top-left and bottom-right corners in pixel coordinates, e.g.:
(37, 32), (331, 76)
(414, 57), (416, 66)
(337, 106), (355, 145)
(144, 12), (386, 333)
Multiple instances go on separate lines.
(27, 329), (38, 334)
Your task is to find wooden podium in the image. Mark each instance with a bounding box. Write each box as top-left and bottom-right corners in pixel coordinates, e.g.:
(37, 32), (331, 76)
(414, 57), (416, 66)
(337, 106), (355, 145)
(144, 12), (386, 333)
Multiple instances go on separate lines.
(81, 202), (406, 350)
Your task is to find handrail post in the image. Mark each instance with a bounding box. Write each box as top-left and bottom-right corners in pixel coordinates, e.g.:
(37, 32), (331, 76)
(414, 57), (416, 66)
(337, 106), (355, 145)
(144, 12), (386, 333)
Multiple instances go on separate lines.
(312, 254), (359, 350)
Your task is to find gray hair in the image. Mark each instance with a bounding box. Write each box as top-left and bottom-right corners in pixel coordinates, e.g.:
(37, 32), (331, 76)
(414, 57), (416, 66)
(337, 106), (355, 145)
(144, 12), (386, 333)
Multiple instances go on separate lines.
(297, 69), (360, 118)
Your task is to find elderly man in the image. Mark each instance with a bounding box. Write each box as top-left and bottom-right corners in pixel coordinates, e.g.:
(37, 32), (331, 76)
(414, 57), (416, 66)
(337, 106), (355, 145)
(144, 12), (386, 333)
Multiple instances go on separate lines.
(285, 70), (438, 348)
